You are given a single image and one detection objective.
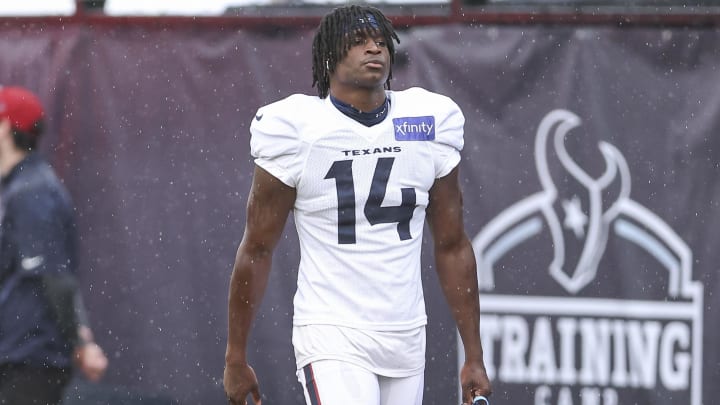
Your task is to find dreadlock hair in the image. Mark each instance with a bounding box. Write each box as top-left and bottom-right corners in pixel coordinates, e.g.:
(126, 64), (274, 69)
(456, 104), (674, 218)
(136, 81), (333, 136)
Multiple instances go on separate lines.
(311, 5), (400, 99)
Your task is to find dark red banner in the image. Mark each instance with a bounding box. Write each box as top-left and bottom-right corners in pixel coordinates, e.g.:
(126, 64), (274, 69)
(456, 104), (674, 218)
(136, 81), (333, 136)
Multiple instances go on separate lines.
(0, 22), (717, 405)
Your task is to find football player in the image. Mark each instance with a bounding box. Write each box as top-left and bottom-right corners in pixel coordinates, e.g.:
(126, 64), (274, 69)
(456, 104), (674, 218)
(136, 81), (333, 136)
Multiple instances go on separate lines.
(224, 5), (491, 405)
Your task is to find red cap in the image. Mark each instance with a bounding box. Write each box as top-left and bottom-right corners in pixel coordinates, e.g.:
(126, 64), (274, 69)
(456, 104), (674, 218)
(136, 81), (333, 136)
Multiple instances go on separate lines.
(0, 86), (45, 133)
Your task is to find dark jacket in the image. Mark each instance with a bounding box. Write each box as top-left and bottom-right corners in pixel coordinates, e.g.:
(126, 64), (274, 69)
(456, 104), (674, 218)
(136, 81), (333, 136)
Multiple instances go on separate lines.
(0, 153), (79, 368)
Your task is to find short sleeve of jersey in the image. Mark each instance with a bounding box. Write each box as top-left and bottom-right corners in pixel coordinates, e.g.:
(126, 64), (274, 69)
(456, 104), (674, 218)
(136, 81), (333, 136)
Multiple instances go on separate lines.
(249, 96), (305, 188)
(429, 93), (464, 178)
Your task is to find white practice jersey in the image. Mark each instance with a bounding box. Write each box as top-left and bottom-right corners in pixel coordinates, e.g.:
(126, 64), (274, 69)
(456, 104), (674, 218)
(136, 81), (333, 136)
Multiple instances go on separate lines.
(250, 87), (464, 332)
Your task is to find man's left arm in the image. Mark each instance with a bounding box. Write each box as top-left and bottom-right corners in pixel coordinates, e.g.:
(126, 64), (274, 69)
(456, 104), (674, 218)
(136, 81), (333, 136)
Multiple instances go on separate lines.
(73, 292), (108, 382)
(13, 193), (107, 380)
(427, 166), (491, 404)
(45, 277), (108, 381)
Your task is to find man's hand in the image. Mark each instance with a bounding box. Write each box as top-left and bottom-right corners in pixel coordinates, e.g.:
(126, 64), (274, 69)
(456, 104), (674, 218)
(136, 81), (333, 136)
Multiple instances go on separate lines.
(74, 341), (108, 382)
(460, 359), (492, 405)
(224, 362), (262, 405)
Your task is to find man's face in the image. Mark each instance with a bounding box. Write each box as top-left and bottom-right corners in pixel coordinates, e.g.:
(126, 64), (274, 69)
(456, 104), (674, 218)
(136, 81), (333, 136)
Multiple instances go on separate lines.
(332, 31), (391, 91)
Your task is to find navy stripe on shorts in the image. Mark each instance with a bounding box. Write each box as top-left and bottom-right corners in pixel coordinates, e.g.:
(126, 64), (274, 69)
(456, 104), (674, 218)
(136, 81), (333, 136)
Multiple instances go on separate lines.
(303, 364), (323, 405)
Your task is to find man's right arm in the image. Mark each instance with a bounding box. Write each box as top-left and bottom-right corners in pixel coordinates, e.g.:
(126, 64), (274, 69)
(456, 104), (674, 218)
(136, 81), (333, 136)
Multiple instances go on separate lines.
(224, 165), (296, 405)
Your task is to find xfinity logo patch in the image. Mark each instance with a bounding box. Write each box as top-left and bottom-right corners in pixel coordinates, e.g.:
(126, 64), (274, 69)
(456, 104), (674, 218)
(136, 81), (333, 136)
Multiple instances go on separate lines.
(393, 116), (435, 141)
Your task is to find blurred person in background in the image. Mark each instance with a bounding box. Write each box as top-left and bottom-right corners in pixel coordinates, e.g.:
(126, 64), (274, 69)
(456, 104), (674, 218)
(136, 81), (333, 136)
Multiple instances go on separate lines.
(0, 86), (108, 404)
(224, 4), (491, 405)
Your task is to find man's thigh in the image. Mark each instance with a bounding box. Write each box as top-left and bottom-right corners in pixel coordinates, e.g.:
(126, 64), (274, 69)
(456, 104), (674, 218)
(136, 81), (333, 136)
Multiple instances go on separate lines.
(297, 360), (423, 405)
(379, 372), (424, 405)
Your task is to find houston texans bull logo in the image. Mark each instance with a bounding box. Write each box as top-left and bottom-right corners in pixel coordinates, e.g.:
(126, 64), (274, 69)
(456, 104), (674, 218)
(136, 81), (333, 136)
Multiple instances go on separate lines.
(473, 109), (698, 299)
(467, 109), (705, 405)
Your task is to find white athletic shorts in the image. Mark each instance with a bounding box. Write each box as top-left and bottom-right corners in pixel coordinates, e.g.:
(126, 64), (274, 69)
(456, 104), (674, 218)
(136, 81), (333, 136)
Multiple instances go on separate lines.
(293, 324), (426, 405)
(297, 360), (424, 405)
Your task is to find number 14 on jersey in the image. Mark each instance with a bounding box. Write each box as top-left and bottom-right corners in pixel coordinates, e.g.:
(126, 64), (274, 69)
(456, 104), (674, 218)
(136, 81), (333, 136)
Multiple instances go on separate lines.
(325, 157), (417, 244)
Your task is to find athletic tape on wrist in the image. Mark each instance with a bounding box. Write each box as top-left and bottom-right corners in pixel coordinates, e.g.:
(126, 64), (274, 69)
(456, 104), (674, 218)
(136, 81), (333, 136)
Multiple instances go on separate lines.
(472, 395), (489, 405)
